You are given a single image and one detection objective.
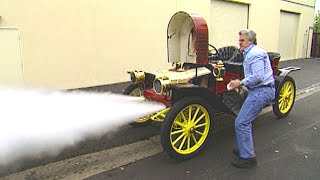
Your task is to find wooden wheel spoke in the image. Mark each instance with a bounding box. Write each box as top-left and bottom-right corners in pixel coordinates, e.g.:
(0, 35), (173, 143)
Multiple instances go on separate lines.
(188, 106), (192, 121)
(287, 90), (291, 96)
(284, 101), (288, 110)
(195, 123), (207, 129)
(180, 112), (187, 123)
(172, 133), (185, 146)
(285, 99), (289, 108)
(191, 107), (200, 122)
(174, 121), (185, 128)
(171, 129), (184, 135)
(178, 135), (188, 150)
(279, 98), (284, 107)
(278, 96), (284, 104)
(285, 83), (290, 90)
(195, 130), (204, 136)
(279, 102), (283, 110)
(194, 113), (206, 125)
(282, 100), (287, 110)
(187, 135), (191, 150)
(191, 133), (198, 144)
(286, 98), (290, 107)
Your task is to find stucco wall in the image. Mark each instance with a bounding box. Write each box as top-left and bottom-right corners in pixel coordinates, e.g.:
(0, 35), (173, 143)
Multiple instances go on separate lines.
(280, 0), (315, 58)
(288, 0), (315, 7)
(0, 0), (179, 89)
(0, 0), (315, 89)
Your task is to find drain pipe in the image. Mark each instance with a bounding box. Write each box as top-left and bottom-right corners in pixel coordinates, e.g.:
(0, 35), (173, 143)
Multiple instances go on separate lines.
(306, 26), (313, 58)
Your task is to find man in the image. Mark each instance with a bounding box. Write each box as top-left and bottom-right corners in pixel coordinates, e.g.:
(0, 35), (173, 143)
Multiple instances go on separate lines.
(228, 29), (275, 168)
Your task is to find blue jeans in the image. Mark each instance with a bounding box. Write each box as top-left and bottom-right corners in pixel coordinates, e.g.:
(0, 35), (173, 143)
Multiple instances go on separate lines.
(235, 86), (275, 159)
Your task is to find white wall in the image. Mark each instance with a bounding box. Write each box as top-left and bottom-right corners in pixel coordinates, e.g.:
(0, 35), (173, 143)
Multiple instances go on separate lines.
(0, 0), (315, 89)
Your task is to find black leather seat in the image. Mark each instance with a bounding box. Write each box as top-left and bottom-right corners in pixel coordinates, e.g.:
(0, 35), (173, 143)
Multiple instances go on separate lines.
(267, 52), (281, 74)
(267, 52), (281, 63)
(209, 46), (244, 74)
(209, 46), (243, 63)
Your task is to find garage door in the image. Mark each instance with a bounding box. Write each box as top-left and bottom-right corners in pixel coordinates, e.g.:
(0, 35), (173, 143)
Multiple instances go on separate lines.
(278, 11), (299, 60)
(210, 0), (249, 48)
(0, 28), (23, 85)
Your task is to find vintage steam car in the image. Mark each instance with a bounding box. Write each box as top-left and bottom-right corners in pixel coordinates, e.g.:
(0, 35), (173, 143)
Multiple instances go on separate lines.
(124, 11), (300, 160)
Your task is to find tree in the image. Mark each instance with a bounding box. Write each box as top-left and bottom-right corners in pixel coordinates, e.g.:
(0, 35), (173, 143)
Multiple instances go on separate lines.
(314, 11), (320, 33)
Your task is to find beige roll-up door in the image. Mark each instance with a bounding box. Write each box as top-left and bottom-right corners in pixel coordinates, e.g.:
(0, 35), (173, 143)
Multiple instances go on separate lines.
(210, 0), (249, 48)
(278, 11), (299, 60)
(0, 28), (23, 85)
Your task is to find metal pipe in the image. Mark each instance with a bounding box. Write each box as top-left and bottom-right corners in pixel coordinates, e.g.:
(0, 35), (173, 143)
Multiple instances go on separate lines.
(306, 26), (313, 58)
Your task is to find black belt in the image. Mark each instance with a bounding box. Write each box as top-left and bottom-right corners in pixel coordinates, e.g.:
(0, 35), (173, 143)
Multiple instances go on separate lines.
(248, 84), (274, 90)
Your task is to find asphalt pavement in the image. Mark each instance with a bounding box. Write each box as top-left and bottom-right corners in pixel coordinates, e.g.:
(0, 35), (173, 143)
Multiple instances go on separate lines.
(88, 58), (320, 180)
(278, 58), (320, 89)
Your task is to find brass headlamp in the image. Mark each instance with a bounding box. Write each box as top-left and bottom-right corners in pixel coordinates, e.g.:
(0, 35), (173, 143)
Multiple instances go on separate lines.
(212, 60), (226, 81)
(128, 70), (145, 84)
(153, 77), (171, 94)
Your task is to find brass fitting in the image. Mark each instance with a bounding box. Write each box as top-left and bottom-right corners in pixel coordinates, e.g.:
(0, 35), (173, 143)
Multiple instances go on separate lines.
(212, 60), (226, 81)
(169, 62), (184, 72)
(128, 70), (145, 84)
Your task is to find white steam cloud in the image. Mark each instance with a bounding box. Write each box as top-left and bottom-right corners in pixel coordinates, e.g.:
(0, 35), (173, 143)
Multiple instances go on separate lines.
(0, 87), (165, 167)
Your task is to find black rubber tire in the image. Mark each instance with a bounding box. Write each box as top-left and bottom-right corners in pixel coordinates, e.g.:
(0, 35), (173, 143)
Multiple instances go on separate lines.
(123, 83), (152, 127)
(160, 97), (215, 161)
(273, 76), (296, 118)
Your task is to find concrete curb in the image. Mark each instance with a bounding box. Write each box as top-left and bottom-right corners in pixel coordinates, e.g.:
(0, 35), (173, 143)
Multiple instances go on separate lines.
(2, 136), (162, 180)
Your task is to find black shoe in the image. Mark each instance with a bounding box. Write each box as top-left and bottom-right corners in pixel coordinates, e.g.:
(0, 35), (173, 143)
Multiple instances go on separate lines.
(232, 149), (238, 156)
(231, 158), (257, 168)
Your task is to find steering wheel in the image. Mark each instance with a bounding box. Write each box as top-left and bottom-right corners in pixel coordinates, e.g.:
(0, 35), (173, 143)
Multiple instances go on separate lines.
(209, 44), (218, 56)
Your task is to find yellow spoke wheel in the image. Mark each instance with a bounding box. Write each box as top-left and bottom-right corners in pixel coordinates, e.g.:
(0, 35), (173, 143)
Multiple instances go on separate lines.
(123, 84), (151, 126)
(160, 97), (214, 161)
(273, 76), (296, 118)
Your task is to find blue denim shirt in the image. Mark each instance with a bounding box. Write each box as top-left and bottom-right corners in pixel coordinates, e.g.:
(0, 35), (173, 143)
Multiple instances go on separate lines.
(241, 44), (274, 89)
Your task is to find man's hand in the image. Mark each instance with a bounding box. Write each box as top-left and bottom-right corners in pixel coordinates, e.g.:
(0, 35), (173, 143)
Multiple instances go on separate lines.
(228, 79), (242, 90)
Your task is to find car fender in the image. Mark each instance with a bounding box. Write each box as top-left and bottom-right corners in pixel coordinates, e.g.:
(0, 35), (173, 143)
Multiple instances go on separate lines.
(276, 66), (301, 77)
(273, 67), (299, 101)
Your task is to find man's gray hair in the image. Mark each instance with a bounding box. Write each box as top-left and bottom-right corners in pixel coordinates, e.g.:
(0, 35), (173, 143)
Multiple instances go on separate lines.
(239, 29), (256, 42)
